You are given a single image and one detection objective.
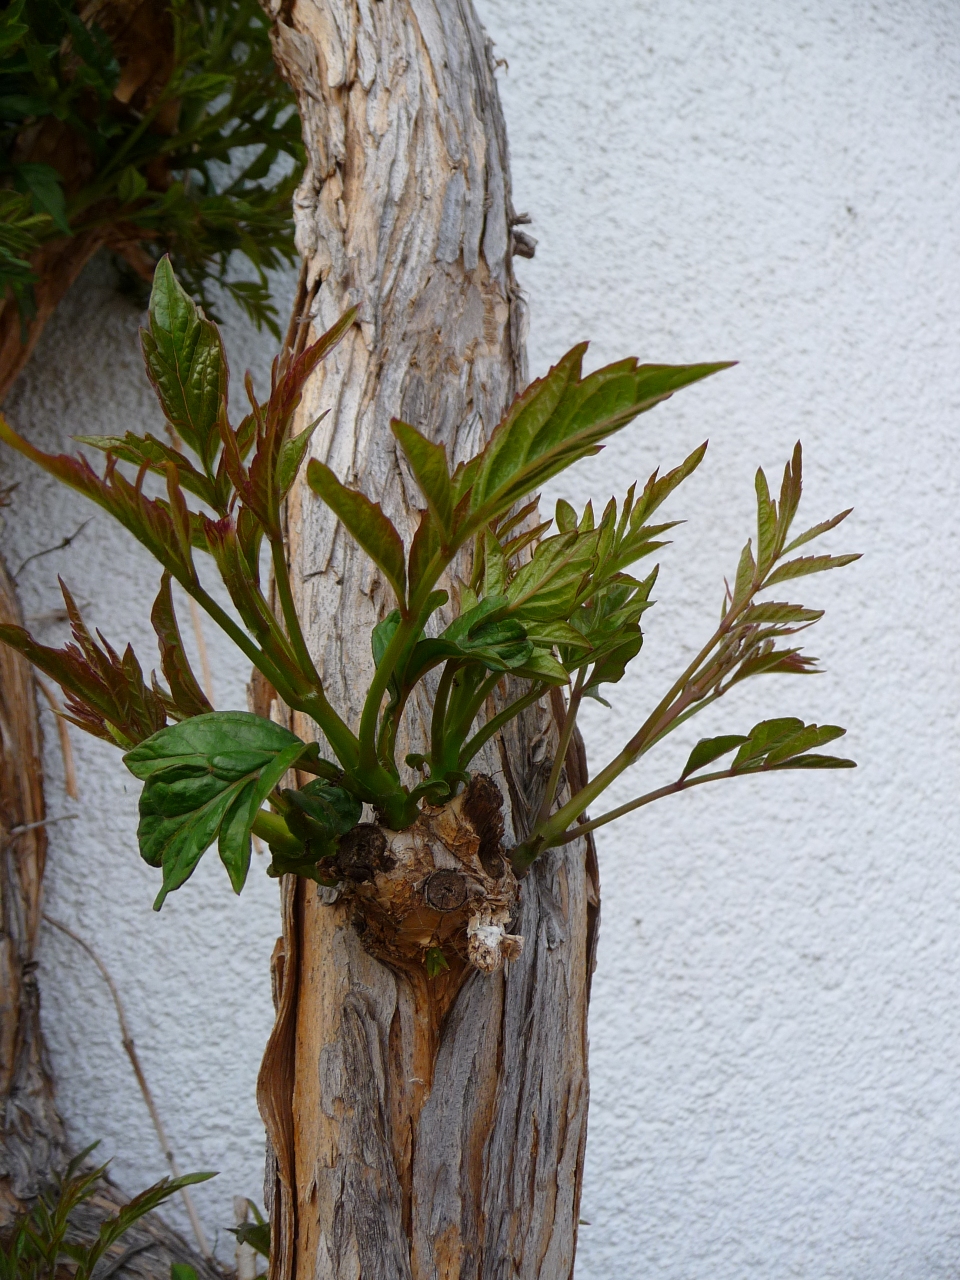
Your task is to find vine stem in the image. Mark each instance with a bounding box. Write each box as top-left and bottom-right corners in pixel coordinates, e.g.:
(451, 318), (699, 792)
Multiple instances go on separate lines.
(43, 915), (214, 1260)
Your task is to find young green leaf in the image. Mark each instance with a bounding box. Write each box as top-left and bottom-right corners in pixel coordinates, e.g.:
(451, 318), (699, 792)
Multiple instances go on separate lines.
(124, 712), (312, 907)
(276, 411), (328, 499)
(281, 778), (363, 846)
(764, 553), (861, 586)
(306, 460), (407, 607)
(425, 946), (450, 977)
(781, 508), (853, 555)
(467, 351), (731, 529)
(15, 161), (70, 233)
(730, 718), (852, 772)
(140, 255), (228, 471)
(681, 734), (748, 779)
(150, 573), (213, 720)
(391, 419), (455, 535)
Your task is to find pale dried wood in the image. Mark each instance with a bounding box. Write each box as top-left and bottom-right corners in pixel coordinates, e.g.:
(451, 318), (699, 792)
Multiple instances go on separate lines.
(0, 554), (63, 1223)
(0, 557), (220, 1278)
(259, 2), (600, 1277)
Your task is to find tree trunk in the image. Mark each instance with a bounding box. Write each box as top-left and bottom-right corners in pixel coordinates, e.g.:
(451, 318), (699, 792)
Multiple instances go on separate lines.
(259, 3), (599, 1277)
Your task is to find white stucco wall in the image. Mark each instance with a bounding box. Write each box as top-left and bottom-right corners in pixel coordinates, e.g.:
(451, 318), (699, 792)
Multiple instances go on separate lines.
(2, 0), (959, 1275)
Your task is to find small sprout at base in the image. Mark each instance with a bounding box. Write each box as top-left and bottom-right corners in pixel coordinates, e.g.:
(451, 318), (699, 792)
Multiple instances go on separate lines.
(425, 946), (450, 978)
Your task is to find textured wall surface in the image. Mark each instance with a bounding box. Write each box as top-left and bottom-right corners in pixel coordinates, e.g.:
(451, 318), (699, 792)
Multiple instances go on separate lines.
(1, 0), (958, 1275)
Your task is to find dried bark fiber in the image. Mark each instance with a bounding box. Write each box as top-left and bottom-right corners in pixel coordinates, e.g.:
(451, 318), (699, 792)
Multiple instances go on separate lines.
(0, 558), (219, 1280)
(258, 2), (600, 1276)
(0, 555), (62, 1224)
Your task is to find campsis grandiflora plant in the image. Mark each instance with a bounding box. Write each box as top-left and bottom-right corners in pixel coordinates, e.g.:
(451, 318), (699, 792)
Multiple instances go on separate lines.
(0, 258), (859, 975)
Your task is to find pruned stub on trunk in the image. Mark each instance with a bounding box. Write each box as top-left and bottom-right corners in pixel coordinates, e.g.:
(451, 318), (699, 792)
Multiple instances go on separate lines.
(336, 775), (523, 981)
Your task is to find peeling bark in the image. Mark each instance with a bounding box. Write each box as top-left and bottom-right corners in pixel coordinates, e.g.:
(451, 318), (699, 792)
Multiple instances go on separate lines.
(259, 2), (600, 1276)
(0, 557), (220, 1280)
(0, 555), (63, 1224)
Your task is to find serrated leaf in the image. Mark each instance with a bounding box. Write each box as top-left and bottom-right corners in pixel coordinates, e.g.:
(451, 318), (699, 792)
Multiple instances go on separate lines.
(391, 419), (455, 534)
(681, 733), (748, 779)
(782, 508), (853, 555)
(555, 498), (577, 533)
(124, 712), (310, 906)
(483, 526), (506, 597)
(15, 162), (70, 233)
(740, 601), (824, 626)
(307, 460), (407, 606)
(140, 256), (227, 470)
(276, 411), (327, 498)
(764, 553), (861, 586)
(150, 572), (212, 719)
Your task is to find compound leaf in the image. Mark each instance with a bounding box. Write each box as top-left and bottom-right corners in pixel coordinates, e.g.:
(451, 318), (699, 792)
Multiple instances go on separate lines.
(140, 256), (227, 470)
(681, 734), (749, 779)
(306, 460), (407, 606)
(124, 711), (311, 907)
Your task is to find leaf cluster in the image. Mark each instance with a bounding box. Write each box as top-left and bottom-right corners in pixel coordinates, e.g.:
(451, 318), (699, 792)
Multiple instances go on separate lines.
(0, 1144), (213, 1280)
(0, 258), (859, 907)
(0, 0), (302, 333)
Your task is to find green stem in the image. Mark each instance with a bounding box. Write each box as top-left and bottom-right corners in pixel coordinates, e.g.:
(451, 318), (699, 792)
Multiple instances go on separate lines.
(430, 662), (458, 767)
(270, 537), (323, 689)
(446, 669), (503, 750)
(458, 683), (547, 769)
(535, 668), (584, 827)
(184, 576), (359, 769)
(531, 586), (759, 850)
(357, 615), (416, 771)
(251, 808), (301, 855)
(553, 769), (737, 844)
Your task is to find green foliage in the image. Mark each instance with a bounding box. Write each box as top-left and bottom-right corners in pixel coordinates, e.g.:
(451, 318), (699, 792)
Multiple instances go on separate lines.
(0, 259), (859, 906)
(0, 0), (302, 333)
(0, 1144), (213, 1280)
(124, 711), (317, 905)
(227, 1199), (269, 1280)
(425, 946), (450, 978)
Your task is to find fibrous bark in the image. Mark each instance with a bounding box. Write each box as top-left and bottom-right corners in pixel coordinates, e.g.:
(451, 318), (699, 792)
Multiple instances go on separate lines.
(258, 2), (599, 1277)
(0, 554), (63, 1223)
(0, 556), (221, 1280)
